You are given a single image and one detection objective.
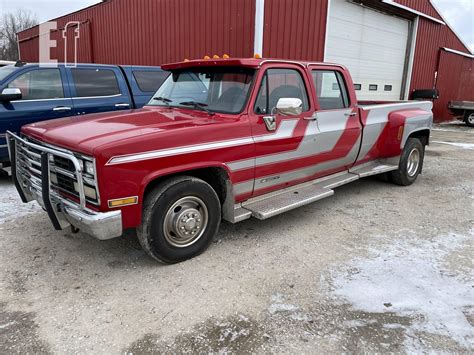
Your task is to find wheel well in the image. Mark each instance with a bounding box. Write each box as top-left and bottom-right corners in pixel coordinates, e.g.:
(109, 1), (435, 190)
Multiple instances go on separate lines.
(143, 167), (229, 205)
(408, 129), (430, 146)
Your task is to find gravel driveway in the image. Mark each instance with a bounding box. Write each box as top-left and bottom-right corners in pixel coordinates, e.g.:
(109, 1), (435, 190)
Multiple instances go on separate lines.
(0, 122), (473, 354)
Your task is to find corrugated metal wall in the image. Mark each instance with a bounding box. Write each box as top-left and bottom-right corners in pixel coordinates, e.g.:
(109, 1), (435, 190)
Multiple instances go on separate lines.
(18, 0), (255, 65)
(434, 50), (474, 119)
(408, 16), (472, 120)
(262, 0), (328, 61)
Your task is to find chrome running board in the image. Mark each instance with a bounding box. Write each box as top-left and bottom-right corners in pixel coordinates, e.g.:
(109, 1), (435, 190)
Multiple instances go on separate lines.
(243, 185), (334, 220)
(230, 158), (400, 222)
(349, 160), (398, 178)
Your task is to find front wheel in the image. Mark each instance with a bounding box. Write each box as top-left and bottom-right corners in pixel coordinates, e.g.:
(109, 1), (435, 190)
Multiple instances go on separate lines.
(389, 138), (424, 186)
(464, 111), (474, 127)
(138, 176), (221, 264)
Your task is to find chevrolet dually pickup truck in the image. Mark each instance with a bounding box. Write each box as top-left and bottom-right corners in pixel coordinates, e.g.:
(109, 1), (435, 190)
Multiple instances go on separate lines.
(0, 62), (169, 167)
(7, 58), (433, 263)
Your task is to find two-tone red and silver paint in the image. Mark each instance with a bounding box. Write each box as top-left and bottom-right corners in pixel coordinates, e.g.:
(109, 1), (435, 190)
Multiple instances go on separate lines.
(21, 58), (433, 232)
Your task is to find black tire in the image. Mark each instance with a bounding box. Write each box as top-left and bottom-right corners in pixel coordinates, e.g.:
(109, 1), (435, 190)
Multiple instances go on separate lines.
(138, 176), (221, 264)
(464, 111), (474, 127)
(389, 138), (424, 186)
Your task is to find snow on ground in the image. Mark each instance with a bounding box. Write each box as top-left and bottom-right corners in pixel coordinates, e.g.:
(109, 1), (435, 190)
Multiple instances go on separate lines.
(0, 178), (41, 224)
(330, 230), (474, 351)
(432, 141), (474, 150)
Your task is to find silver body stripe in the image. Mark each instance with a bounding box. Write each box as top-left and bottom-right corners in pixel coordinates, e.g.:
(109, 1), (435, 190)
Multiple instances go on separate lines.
(253, 135), (361, 191)
(229, 110), (352, 171)
(107, 119), (298, 165)
(233, 180), (255, 196)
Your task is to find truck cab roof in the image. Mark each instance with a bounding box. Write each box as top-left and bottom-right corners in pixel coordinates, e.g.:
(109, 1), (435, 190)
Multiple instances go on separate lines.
(161, 57), (346, 71)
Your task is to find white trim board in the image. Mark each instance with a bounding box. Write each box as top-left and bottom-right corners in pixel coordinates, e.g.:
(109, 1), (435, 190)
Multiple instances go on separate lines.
(253, 0), (265, 56)
(442, 47), (474, 59)
(381, 0), (445, 25)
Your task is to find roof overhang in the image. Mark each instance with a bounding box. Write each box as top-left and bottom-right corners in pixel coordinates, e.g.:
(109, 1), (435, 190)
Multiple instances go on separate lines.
(380, 0), (445, 24)
(442, 47), (474, 59)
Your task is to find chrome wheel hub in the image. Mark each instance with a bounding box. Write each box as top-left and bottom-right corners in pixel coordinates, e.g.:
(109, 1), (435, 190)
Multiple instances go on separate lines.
(163, 196), (208, 248)
(407, 148), (420, 177)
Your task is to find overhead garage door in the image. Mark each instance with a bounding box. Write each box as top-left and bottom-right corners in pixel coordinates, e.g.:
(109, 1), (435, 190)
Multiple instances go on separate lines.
(325, 0), (410, 101)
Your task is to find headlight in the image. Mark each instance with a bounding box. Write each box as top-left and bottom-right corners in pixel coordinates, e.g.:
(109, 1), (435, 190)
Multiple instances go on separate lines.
(84, 160), (95, 176)
(76, 157), (95, 176)
(73, 182), (97, 200)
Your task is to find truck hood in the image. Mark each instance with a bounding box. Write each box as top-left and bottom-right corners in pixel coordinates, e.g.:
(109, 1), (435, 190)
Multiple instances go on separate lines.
(22, 107), (224, 155)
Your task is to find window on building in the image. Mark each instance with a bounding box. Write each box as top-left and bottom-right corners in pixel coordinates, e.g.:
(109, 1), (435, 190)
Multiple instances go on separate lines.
(71, 69), (121, 97)
(354, 84), (362, 91)
(311, 70), (349, 110)
(254, 68), (309, 114)
(133, 70), (170, 92)
(384, 85), (393, 91)
(369, 84), (378, 91)
(8, 69), (64, 100)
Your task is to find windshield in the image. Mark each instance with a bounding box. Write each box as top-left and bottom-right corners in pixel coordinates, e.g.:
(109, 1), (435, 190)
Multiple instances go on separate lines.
(0, 65), (19, 82)
(147, 67), (255, 114)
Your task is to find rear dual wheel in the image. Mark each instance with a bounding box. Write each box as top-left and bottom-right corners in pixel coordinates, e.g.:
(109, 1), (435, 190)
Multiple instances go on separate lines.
(464, 111), (474, 127)
(138, 176), (221, 264)
(390, 138), (424, 186)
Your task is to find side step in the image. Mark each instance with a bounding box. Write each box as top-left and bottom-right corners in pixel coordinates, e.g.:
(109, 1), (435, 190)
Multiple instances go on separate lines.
(350, 161), (398, 178)
(234, 160), (399, 222)
(242, 185), (334, 220)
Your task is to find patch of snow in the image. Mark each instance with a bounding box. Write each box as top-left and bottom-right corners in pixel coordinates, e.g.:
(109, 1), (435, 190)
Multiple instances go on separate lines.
(331, 230), (474, 350)
(432, 141), (474, 150)
(268, 293), (299, 315)
(432, 128), (474, 134)
(0, 179), (41, 224)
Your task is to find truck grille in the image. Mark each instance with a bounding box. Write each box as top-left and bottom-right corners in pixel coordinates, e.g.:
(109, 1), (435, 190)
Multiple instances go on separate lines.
(15, 137), (99, 205)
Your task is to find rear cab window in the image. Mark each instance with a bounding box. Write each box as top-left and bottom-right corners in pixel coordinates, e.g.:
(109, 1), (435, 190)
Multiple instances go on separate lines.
(133, 70), (170, 92)
(311, 70), (350, 110)
(71, 68), (121, 97)
(254, 68), (310, 115)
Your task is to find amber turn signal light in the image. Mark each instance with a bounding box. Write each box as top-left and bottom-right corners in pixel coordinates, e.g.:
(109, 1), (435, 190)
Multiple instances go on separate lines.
(108, 196), (138, 208)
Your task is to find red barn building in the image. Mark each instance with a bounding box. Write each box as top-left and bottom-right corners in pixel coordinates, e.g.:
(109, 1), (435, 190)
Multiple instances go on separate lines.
(17, 0), (473, 121)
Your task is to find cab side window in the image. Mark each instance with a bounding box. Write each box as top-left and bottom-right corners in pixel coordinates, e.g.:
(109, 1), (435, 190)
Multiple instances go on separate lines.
(255, 68), (309, 114)
(71, 68), (121, 97)
(312, 70), (349, 110)
(8, 69), (64, 100)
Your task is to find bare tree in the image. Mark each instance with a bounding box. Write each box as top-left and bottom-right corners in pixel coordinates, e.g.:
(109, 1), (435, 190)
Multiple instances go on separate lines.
(0, 9), (38, 61)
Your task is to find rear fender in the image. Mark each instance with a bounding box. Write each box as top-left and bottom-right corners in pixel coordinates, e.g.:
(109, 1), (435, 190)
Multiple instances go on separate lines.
(400, 110), (433, 149)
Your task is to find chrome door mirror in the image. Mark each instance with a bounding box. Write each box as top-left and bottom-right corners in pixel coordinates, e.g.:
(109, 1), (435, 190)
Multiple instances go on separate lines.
(275, 98), (303, 116)
(0, 88), (22, 102)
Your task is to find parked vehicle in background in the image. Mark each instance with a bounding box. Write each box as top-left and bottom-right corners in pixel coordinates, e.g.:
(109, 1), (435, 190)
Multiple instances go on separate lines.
(448, 101), (474, 127)
(7, 57), (432, 264)
(0, 62), (169, 167)
(0, 60), (16, 67)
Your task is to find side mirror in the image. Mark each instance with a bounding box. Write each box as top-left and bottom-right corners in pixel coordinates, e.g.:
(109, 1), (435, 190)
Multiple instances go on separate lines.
(275, 98), (303, 116)
(0, 88), (22, 102)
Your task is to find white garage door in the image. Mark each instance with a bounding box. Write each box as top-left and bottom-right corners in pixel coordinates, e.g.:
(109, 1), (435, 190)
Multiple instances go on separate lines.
(325, 0), (410, 101)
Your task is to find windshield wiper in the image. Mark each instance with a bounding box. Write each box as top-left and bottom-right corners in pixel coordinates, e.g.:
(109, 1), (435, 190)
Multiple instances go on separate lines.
(180, 101), (215, 116)
(153, 97), (173, 106)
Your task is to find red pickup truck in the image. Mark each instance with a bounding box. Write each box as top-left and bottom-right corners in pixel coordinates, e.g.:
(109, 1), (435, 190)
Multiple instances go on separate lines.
(7, 58), (433, 263)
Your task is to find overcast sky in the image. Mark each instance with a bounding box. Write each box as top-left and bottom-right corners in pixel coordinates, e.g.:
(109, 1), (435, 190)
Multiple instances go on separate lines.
(1, 0), (472, 52)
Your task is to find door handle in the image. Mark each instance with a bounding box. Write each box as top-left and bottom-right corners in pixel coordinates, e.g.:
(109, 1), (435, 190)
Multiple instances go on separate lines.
(304, 112), (319, 121)
(345, 112), (357, 117)
(53, 106), (72, 112)
(115, 103), (130, 108)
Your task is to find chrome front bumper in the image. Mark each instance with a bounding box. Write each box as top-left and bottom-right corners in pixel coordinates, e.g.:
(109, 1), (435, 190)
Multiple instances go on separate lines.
(6, 131), (122, 241)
